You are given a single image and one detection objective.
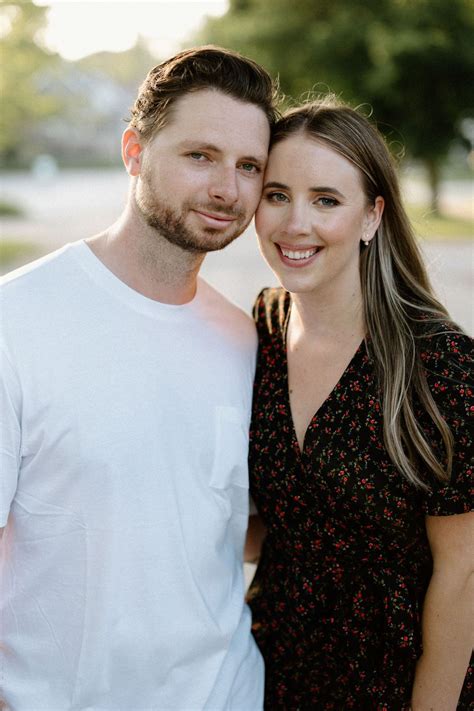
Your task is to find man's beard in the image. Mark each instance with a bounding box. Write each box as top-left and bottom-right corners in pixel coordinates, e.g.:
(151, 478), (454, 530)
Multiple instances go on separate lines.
(134, 174), (249, 254)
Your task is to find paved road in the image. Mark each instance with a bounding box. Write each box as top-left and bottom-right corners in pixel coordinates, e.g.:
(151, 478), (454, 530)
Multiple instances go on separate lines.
(2, 169), (473, 333)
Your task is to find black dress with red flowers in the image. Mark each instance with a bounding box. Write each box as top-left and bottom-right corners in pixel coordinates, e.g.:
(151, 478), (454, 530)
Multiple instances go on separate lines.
(247, 288), (473, 710)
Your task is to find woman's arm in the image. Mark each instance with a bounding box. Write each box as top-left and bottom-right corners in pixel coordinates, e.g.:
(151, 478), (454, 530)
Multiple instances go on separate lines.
(411, 510), (474, 710)
(245, 514), (267, 564)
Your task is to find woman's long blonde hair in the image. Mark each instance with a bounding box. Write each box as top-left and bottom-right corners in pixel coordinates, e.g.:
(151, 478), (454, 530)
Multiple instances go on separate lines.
(271, 98), (460, 489)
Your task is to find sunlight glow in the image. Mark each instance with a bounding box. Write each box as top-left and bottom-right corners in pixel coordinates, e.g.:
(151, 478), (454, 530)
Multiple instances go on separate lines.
(33, 1), (228, 60)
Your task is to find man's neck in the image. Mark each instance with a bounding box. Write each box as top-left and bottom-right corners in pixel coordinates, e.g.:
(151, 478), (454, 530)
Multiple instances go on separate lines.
(86, 204), (205, 305)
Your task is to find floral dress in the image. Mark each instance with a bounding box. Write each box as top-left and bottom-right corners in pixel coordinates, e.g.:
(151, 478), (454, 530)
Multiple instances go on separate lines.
(248, 288), (473, 710)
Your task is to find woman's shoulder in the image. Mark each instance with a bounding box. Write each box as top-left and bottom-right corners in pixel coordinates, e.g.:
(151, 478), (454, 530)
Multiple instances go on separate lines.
(252, 287), (291, 337)
(415, 323), (473, 515)
(416, 320), (473, 383)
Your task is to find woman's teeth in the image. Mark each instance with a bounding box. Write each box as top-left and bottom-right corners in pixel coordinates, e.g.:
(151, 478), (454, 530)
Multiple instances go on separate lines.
(280, 247), (319, 260)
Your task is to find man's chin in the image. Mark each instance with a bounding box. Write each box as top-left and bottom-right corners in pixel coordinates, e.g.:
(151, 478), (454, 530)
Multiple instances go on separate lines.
(189, 224), (248, 253)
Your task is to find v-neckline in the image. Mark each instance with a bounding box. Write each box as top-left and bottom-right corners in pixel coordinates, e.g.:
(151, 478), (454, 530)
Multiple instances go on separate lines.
(281, 294), (366, 458)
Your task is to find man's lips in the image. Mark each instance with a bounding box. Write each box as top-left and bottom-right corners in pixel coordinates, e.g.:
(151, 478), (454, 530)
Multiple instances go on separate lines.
(193, 209), (238, 224)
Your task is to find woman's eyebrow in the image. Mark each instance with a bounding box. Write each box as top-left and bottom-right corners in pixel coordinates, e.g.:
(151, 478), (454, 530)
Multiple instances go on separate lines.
(263, 181), (289, 190)
(309, 186), (345, 198)
(263, 181), (346, 199)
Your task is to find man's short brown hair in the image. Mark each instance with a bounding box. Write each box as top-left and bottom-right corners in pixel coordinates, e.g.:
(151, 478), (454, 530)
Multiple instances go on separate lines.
(129, 45), (279, 140)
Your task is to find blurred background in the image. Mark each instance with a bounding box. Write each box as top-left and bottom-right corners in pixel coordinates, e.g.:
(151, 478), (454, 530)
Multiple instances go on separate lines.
(1, 0), (473, 332)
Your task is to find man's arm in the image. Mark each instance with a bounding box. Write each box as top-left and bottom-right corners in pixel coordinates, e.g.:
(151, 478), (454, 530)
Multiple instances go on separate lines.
(411, 511), (474, 710)
(0, 343), (22, 534)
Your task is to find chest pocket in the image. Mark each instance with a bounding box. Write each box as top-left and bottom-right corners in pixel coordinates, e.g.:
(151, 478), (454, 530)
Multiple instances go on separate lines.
(209, 405), (249, 516)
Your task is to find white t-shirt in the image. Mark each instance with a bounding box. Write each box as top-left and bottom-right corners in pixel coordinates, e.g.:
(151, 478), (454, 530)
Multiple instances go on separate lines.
(0, 241), (263, 710)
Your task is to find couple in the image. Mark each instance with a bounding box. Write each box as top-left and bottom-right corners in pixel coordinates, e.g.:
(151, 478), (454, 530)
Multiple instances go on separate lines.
(0, 46), (472, 710)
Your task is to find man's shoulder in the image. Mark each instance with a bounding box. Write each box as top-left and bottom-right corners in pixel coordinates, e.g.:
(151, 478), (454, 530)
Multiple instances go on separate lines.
(0, 242), (88, 343)
(1, 242), (78, 295)
(197, 278), (257, 344)
(198, 277), (253, 323)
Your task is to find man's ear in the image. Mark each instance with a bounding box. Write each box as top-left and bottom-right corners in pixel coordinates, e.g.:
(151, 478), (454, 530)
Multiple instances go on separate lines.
(122, 128), (143, 177)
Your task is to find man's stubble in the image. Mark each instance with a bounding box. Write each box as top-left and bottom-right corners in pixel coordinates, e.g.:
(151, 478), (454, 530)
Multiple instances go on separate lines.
(134, 168), (250, 254)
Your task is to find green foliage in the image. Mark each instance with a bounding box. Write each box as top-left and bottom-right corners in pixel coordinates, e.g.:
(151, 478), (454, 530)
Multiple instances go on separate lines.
(0, 197), (23, 216)
(76, 38), (157, 90)
(0, 1), (62, 165)
(407, 205), (474, 240)
(0, 3), (157, 169)
(197, 0), (474, 207)
(0, 239), (39, 267)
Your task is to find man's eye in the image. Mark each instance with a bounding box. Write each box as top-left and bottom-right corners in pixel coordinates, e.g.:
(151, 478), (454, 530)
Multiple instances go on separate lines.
(189, 152), (206, 161)
(241, 163), (259, 173)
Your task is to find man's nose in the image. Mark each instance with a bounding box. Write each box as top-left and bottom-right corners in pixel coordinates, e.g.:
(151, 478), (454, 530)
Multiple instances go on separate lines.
(209, 167), (239, 205)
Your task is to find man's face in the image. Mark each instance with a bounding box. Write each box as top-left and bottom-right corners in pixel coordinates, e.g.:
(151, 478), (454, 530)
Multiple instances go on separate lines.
(133, 89), (270, 253)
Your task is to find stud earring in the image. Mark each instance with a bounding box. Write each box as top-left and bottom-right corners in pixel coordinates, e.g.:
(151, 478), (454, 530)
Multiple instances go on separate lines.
(363, 233), (370, 247)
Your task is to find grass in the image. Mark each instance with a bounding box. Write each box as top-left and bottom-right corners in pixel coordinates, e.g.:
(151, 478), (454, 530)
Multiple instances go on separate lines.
(0, 199), (24, 217)
(407, 205), (473, 241)
(0, 240), (40, 268)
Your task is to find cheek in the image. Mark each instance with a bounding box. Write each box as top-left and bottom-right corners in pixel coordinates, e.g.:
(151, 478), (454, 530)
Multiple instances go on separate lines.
(239, 177), (264, 213)
(320, 213), (361, 245)
(255, 203), (276, 238)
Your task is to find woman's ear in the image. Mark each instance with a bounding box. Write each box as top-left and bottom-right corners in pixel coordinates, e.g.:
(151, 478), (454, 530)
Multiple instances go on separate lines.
(122, 128), (143, 177)
(363, 196), (385, 244)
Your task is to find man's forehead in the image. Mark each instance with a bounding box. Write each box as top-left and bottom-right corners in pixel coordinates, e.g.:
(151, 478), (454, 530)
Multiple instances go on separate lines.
(168, 89), (269, 129)
(155, 91), (270, 157)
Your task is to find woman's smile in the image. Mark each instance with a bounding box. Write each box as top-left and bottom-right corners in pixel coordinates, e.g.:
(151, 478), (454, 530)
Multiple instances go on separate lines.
(255, 133), (382, 299)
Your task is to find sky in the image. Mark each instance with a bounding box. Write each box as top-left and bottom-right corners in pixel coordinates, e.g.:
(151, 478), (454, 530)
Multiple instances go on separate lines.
(33, 0), (229, 60)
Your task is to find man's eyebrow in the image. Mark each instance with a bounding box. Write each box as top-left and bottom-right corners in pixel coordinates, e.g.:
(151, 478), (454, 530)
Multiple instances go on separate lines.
(178, 141), (222, 153)
(242, 154), (267, 166)
(178, 141), (266, 165)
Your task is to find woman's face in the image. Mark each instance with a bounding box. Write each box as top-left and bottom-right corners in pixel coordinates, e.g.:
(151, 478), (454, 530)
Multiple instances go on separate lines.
(255, 133), (383, 298)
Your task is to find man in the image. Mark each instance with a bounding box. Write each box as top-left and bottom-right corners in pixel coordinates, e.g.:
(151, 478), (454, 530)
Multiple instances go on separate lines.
(0, 46), (277, 709)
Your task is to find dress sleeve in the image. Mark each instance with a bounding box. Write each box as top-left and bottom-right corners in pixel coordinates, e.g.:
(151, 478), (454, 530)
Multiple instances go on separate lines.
(0, 343), (21, 527)
(419, 330), (473, 516)
(252, 288), (266, 321)
(252, 287), (288, 340)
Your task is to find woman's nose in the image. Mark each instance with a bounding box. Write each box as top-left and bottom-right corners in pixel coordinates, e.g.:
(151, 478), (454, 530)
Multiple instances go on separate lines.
(282, 204), (312, 237)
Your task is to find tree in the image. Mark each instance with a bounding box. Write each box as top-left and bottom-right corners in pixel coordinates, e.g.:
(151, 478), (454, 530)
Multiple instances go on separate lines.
(197, 0), (474, 213)
(0, 0), (62, 166)
(0, 2), (158, 168)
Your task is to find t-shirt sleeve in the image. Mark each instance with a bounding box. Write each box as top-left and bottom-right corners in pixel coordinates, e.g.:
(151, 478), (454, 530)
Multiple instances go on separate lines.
(419, 331), (473, 516)
(0, 343), (21, 527)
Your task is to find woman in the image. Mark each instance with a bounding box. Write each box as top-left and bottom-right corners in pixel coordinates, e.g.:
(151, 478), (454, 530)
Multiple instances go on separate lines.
(247, 98), (473, 709)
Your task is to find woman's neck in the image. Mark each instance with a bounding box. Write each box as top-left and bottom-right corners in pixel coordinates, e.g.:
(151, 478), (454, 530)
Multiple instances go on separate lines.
(289, 278), (366, 345)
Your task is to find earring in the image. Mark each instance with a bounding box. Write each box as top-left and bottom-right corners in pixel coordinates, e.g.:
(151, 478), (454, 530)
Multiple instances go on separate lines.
(363, 233), (370, 247)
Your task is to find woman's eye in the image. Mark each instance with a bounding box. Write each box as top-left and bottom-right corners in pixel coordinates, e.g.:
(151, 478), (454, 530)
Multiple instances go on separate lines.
(266, 192), (288, 203)
(317, 196), (338, 207)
